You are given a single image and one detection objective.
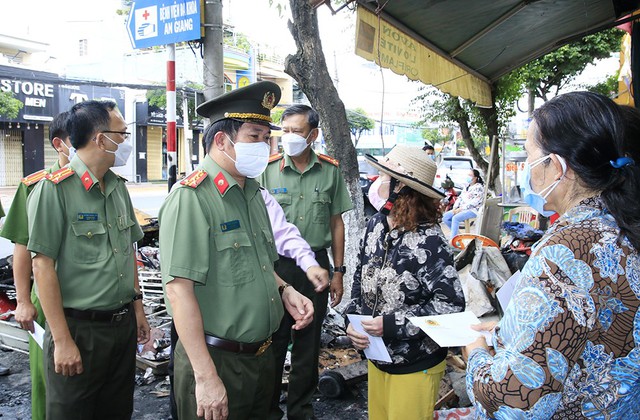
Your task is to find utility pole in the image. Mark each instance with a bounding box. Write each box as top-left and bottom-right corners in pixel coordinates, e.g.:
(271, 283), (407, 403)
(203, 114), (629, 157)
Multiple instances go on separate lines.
(203, 0), (224, 102)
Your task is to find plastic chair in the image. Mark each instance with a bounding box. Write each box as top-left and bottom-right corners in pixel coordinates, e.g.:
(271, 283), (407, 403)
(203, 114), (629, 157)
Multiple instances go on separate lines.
(507, 206), (539, 229)
(451, 233), (499, 250)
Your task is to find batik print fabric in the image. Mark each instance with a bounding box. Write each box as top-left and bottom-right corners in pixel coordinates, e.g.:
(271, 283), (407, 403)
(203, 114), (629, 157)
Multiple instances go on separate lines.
(344, 213), (465, 369)
(467, 197), (640, 419)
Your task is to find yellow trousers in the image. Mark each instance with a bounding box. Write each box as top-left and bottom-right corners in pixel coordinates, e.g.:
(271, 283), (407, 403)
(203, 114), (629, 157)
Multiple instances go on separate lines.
(367, 359), (446, 420)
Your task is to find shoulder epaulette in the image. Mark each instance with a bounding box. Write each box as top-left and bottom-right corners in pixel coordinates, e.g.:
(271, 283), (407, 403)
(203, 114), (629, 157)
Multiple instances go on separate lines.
(21, 169), (48, 187)
(268, 153), (284, 163)
(180, 170), (208, 188)
(46, 167), (75, 184)
(318, 153), (340, 167)
(116, 174), (129, 182)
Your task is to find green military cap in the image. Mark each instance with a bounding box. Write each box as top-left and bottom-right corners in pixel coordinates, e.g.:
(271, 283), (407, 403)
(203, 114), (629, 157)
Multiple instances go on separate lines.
(196, 80), (282, 129)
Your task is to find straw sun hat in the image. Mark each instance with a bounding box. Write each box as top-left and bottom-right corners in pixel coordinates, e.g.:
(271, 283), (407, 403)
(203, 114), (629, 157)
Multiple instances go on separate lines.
(365, 145), (444, 200)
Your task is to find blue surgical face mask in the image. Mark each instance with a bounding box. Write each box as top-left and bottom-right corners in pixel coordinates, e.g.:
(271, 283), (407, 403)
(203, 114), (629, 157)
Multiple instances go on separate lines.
(466, 176), (474, 184)
(519, 154), (566, 217)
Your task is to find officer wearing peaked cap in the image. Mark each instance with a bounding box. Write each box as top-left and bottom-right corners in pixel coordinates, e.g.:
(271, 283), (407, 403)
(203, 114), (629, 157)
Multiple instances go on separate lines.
(159, 81), (315, 420)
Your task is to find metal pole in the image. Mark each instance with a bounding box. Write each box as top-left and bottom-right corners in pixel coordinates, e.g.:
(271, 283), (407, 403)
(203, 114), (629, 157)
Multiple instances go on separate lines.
(167, 44), (177, 192)
(203, 0), (224, 102)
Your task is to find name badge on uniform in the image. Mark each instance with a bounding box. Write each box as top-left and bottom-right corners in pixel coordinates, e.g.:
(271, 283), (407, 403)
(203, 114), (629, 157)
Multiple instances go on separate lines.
(220, 220), (240, 232)
(77, 213), (98, 221)
(271, 187), (287, 194)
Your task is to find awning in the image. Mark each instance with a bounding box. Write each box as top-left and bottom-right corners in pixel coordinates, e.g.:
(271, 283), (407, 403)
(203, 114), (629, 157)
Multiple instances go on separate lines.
(354, 0), (640, 107)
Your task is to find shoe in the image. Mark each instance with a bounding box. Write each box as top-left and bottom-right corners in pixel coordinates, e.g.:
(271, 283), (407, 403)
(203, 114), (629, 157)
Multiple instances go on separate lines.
(0, 364), (9, 376)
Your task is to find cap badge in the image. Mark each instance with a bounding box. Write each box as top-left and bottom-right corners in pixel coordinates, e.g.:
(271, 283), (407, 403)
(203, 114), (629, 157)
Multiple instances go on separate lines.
(262, 91), (276, 110)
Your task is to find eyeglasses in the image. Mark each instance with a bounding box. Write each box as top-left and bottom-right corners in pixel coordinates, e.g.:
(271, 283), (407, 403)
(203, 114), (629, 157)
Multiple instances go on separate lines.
(102, 131), (131, 140)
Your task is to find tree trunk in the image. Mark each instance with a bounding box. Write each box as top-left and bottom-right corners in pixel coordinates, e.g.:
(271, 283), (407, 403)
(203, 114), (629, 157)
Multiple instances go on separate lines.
(286, 0), (364, 309)
(477, 88), (502, 193)
(527, 88), (535, 118)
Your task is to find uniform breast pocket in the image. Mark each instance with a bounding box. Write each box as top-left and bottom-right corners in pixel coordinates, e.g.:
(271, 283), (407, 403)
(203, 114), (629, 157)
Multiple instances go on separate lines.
(214, 231), (255, 286)
(116, 215), (136, 256)
(70, 221), (109, 263)
(274, 193), (292, 208)
(312, 193), (331, 224)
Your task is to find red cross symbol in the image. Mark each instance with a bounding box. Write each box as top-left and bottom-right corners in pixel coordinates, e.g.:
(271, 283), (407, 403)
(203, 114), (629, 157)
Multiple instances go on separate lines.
(142, 9), (150, 20)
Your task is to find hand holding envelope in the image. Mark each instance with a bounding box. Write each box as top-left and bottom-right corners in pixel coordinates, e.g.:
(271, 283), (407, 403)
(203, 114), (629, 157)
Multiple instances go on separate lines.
(346, 314), (392, 363)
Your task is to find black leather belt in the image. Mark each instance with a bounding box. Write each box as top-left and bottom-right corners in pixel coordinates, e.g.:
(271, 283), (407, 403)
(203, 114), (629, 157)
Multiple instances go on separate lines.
(64, 304), (130, 323)
(204, 334), (272, 356)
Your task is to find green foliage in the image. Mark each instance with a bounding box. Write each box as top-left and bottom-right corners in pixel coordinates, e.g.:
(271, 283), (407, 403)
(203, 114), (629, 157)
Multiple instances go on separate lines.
(268, 0), (288, 18)
(519, 28), (623, 100)
(585, 71), (619, 98)
(146, 81), (204, 124)
(271, 107), (285, 124)
(0, 91), (23, 119)
(223, 30), (252, 54)
(346, 108), (375, 145)
(421, 127), (448, 146)
(116, 0), (133, 16)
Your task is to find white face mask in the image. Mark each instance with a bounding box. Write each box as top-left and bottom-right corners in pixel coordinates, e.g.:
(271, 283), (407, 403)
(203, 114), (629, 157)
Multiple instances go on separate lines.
(281, 132), (311, 157)
(59, 141), (76, 161)
(103, 134), (133, 167)
(224, 135), (271, 178)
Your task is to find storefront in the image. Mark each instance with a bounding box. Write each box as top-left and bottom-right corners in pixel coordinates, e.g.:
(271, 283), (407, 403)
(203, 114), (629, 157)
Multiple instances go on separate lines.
(134, 101), (202, 182)
(0, 66), (126, 186)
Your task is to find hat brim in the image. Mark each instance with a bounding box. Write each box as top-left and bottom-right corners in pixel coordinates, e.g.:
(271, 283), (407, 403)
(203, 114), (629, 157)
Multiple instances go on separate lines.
(227, 117), (280, 131)
(365, 154), (444, 199)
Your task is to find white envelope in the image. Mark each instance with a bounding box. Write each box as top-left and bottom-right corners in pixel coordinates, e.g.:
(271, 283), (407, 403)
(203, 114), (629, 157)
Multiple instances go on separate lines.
(346, 314), (392, 363)
(409, 311), (492, 347)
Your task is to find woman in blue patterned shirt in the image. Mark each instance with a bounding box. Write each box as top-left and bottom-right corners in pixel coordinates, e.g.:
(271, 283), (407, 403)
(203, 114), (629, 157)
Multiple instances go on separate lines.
(465, 92), (640, 419)
(344, 145), (465, 420)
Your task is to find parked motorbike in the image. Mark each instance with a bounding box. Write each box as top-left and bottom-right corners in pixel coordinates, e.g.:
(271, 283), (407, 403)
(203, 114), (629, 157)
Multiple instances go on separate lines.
(440, 176), (459, 212)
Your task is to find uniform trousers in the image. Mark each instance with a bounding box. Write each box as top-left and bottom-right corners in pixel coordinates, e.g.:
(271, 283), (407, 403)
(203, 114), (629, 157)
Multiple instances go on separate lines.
(30, 290), (46, 420)
(367, 359), (446, 420)
(174, 339), (275, 419)
(44, 308), (136, 420)
(269, 250), (330, 420)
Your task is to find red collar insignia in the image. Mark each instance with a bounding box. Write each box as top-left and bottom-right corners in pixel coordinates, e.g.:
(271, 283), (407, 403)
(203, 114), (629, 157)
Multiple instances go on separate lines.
(81, 171), (94, 191)
(214, 172), (230, 195)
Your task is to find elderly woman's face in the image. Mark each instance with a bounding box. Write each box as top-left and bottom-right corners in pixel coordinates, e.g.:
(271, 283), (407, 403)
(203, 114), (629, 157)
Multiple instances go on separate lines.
(525, 121), (552, 191)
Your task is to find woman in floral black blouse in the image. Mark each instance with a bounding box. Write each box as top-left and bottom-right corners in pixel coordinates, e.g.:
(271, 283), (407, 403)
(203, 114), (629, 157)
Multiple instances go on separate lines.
(344, 145), (465, 420)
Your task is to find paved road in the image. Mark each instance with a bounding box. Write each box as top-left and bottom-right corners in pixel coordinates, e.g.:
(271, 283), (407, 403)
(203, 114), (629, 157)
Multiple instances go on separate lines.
(0, 183), (170, 259)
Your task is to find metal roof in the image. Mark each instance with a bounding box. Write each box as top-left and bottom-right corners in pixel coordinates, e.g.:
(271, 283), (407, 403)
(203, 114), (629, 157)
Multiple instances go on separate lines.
(356, 0), (639, 84)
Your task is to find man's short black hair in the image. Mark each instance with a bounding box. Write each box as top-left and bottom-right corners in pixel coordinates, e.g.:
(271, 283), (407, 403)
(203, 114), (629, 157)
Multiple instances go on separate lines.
(422, 144), (435, 152)
(49, 111), (70, 147)
(281, 104), (319, 129)
(66, 100), (117, 149)
(202, 118), (244, 155)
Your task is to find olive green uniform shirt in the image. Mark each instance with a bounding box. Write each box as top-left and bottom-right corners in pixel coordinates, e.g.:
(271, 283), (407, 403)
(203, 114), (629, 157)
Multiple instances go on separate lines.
(1, 162), (61, 245)
(259, 150), (353, 250)
(27, 155), (143, 311)
(159, 155), (283, 343)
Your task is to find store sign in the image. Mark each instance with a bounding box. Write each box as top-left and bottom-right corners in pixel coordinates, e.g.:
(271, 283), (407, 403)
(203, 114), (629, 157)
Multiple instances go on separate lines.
(58, 84), (126, 114)
(0, 78), (57, 121)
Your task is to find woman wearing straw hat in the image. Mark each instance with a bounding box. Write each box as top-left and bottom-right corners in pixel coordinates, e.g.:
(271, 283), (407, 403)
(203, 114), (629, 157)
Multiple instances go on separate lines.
(344, 145), (465, 420)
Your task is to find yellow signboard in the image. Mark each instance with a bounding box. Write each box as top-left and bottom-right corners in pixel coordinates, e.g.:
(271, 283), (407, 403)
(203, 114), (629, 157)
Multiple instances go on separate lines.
(355, 6), (492, 108)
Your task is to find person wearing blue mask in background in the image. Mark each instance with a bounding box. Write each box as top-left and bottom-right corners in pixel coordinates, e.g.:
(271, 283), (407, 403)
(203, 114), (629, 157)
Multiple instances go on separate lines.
(441, 169), (484, 239)
(464, 91), (640, 418)
(422, 143), (436, 160)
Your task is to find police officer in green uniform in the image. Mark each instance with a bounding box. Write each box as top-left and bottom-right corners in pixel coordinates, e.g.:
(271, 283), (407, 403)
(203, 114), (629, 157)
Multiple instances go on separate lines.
(160, 81), (315, 420)
(0, 111), (72, 420)
(259, 105), (353, 420)
(0, 202), (7, 377)
(27, 100), (150, 420)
